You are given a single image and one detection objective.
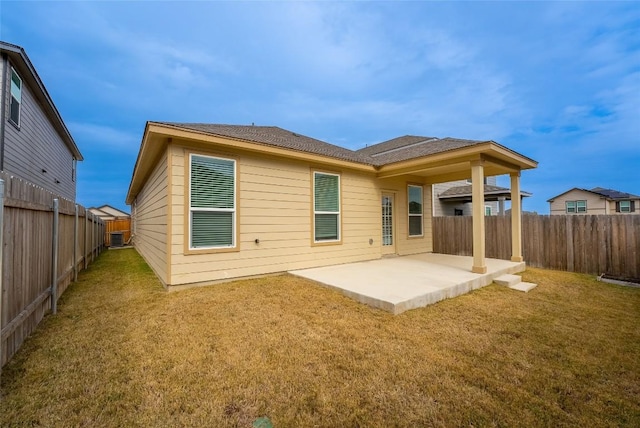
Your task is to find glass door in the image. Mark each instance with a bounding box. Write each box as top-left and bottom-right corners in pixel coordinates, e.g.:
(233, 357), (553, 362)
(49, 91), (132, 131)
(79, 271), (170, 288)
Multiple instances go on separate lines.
(381, 193), (395, 255)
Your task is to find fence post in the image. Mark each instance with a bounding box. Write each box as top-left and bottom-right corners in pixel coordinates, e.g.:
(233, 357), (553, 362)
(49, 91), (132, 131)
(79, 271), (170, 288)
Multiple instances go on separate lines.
(74, 204), (78, 282)
(0, 179), (4, 378)
(84, 210), (88, 269)
(92, 213), (95, 260)
(51, 199), (59, 314)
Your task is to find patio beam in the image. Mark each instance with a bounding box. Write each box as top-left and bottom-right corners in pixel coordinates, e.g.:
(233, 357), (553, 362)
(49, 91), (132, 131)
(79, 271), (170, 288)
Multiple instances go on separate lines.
(471, 160), (487, 274)
(510, 172), (524, 262)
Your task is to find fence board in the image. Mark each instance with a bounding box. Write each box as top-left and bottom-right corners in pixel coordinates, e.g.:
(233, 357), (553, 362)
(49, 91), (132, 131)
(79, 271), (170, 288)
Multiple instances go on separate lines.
(105, 218), (131, 247)
(433, 214), (640, 279)
(0, 172), (104, 367)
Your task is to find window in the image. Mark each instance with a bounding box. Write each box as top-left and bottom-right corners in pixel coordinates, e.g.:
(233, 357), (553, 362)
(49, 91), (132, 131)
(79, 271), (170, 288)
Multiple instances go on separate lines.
(485, 206), (492, 216)
(577, 201), (586, 212)
(408, 185), (423, 236)
(72, 158), (77, 182)
(617, 200), (634, 213)
(566, 200), (586, 214)
(10, 68), (22, 126)
(313, 171), (340, 242)
(189, 154), (236, 249)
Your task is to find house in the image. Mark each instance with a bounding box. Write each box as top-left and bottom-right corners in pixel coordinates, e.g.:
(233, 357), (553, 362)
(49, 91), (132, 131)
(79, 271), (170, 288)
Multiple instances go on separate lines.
(89, 204), (131, 221)
(126, 123), (537, 288)
(432, 177), (532, 217)
(0, 41), (83, 201)
(548, 187), (639, 215)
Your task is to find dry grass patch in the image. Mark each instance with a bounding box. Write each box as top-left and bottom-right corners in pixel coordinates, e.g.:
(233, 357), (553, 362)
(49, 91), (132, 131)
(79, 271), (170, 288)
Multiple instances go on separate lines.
(2, 249), (639, 427)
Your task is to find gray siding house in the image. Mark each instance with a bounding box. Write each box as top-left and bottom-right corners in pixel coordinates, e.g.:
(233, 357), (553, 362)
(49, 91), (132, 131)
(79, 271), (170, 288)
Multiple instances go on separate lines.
(0, 41), (82, 201)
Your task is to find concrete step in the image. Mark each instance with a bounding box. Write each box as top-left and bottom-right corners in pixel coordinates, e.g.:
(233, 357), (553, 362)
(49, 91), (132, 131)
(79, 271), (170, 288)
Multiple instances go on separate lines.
(494, 274), (522, 287)
(509, 282), (537, 292)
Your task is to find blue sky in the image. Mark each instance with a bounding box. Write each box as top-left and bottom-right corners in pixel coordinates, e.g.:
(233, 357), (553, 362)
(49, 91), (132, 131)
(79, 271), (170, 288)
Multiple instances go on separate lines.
(1, 1), (638, 213)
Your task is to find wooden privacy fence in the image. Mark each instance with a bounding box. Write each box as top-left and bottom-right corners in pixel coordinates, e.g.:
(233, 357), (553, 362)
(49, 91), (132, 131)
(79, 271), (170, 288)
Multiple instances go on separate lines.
(433, 214), (640, 279)
(0, 172), (104, 367)
(105, 218), (131, 247)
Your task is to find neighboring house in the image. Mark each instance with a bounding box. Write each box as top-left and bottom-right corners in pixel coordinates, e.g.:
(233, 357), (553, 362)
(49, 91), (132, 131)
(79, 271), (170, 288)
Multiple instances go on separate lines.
(89, 204), (131, 221)
(0, 41), (82, 201)
(433, 177), (498, 216)
(548, 187), (639, 215)
(432, 177), (532, 217)
(126, 123), (537, 288)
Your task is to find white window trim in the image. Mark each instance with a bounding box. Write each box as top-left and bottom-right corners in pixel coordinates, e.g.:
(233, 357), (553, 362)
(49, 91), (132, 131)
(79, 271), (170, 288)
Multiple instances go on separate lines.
(10, 67), (22, 127)
(408, 184), (424, 237)
(619, 200), (631, 212)
(566, 201), (575, 213)
(72, 158), (77, 182)
(576, 200), (586, 213)
(566, 200), (586, 214)
(313, 171), (341, 243)
(188, 153), (237, 250)
(485, 205), (492, 216)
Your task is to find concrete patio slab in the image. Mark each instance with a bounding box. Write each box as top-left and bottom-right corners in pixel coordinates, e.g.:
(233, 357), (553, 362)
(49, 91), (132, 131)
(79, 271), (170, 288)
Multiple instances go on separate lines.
(289, 253), (526, 314)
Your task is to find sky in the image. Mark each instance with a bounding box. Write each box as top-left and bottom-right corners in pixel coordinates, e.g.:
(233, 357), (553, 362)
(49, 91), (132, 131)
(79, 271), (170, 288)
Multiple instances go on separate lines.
(1, 1), (638, 214)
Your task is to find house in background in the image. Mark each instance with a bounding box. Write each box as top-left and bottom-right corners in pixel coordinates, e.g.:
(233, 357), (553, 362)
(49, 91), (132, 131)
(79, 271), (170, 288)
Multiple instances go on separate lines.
(432, 177), (532, 217)
(89, 204), (130, 221)
(126, 123), (537, 289)
(548, 187), (639, 215)
(0, 41), (82, 201)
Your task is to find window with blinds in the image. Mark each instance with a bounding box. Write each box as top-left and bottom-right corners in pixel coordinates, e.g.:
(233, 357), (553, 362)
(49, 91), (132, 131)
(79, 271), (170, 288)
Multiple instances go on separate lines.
(189, 154), (236, 249)
(314, 172), (340, 242)
(408, 185), (423, 237)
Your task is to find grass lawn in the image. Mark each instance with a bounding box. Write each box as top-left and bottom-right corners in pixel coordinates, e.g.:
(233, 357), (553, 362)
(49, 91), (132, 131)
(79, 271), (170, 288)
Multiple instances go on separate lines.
(1, 248), (639, 427)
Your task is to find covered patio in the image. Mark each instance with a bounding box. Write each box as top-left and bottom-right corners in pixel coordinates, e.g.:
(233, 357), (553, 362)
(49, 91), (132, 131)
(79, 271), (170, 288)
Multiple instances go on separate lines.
(290, 253), (528, 314)
(373, 142), (537, 274)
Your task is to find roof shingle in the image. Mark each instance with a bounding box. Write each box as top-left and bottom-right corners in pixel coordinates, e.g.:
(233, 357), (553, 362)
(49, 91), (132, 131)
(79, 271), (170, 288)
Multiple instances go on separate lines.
(590, 187), (640, 200)
(160, 122), (374, 165)
(161, 123), (489, 167)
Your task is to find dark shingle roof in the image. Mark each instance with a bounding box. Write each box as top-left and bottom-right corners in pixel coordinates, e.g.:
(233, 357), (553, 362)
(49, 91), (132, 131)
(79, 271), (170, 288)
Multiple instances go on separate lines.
(370, 137), (486, 165)
(356, 135), (437, 156)
(160, 123), (375, 165)
(161, 123), (491, 167)
(590, 187), (640, 200)
(439, 184), (532, 199)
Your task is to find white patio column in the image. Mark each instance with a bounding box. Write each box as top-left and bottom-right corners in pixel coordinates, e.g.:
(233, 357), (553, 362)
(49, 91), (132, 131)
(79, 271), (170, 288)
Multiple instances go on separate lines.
(498, 197), (506, 216)
(510, 172), (524, 262)
(471, 160), (487, 274)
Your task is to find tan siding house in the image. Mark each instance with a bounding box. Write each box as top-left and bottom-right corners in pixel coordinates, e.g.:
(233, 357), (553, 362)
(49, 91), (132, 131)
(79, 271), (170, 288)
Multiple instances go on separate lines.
(548, 187), (639, 215)
(127, 123), (537, 288)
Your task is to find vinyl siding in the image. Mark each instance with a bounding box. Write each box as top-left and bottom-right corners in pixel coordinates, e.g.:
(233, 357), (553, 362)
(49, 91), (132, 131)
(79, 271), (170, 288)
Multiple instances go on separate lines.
(133, 149), (169, 285)
(2, 58), (76, 200)
(606, 198), (640, 214)
(549, 190), (607, 215)
(167, 144), (382, 286)
(379, 177), (433, 256)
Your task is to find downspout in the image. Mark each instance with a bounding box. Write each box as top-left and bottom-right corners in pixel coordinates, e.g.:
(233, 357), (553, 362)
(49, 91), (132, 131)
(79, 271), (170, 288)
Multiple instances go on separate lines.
(0, 53), (8, 171)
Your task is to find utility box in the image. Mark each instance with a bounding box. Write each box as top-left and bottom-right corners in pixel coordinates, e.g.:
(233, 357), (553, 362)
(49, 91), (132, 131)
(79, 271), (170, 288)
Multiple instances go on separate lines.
(110, 232), (124, 247)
